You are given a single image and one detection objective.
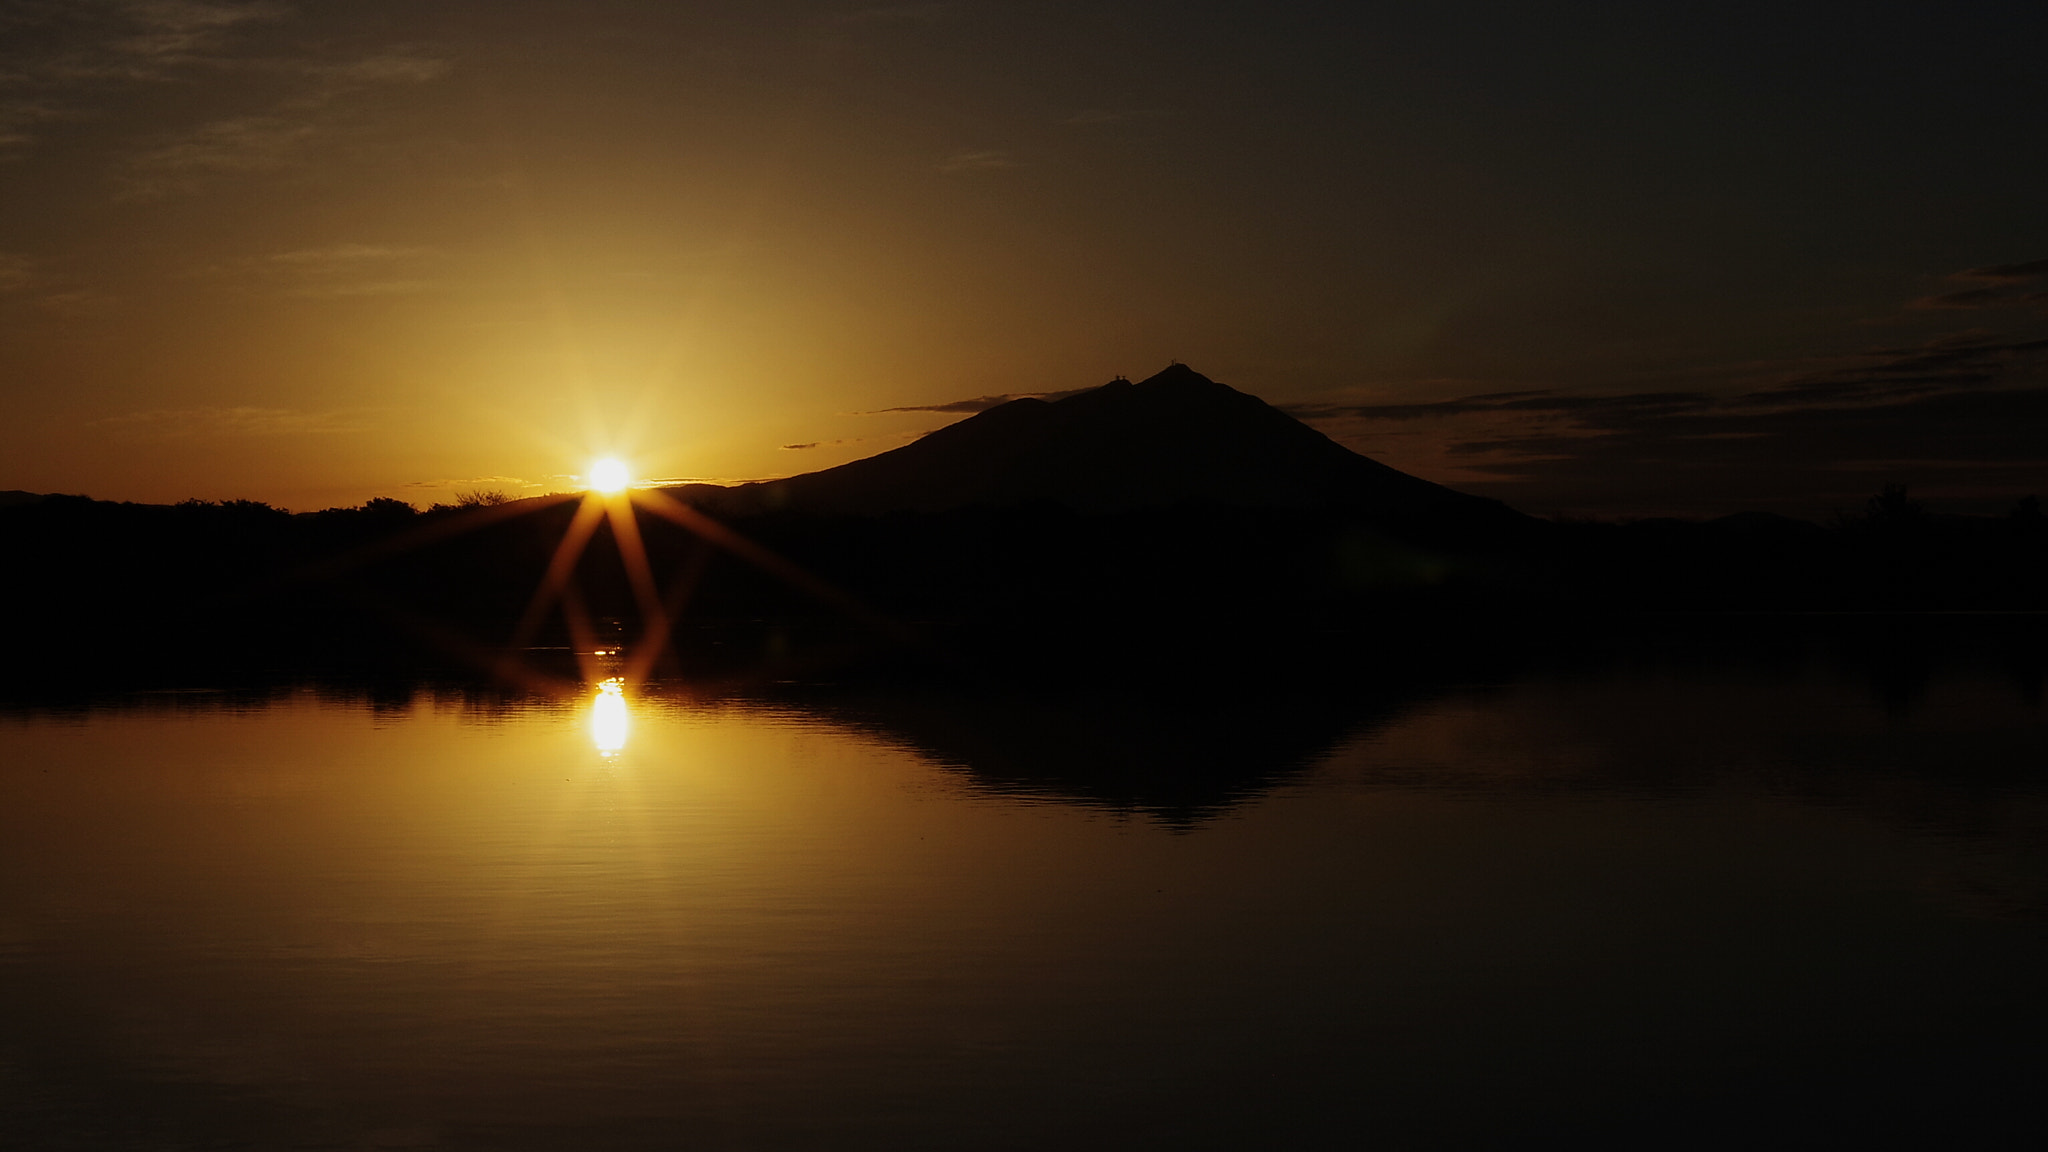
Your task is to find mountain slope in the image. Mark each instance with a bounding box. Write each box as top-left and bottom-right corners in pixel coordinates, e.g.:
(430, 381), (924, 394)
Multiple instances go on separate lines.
(687, 365), (1525, 534)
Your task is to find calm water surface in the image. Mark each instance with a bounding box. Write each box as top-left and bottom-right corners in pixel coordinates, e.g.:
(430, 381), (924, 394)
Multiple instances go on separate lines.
(3, 645), (2046, 1149)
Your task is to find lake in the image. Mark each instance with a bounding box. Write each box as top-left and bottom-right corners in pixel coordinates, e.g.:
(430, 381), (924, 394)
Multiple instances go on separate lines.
(3, 624), (2045, 1148)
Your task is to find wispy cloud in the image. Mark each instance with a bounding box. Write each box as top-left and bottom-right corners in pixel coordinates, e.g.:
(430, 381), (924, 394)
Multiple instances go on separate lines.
(868, 387), (1092, 414)
(119, 114), (312, 197)
(1285, 388), (1712, 423)
(0, 256), (121, 313)
(0, 1), (283, 123)
(1959, 258), (2048, 283)
(780, 436), (868, 450)
(267, 243), (419, 265)
(937, 149), (1018, 173)
(1902, 256), (2048, 312)
(1289, 335), (2048, 431)
(1908, 287), (2008, 310)
(400, 474), (542, 491)
(94, 406), (373, 439)
(1064, 108), (1170, 125)
(1285, 263), (2048, 514)
(827, 3), (954, 26)
(117, 48), (451, 198)
(191, 242), (445, 297)
(0, 98), (72, 157)
(112, 1), (285, 64)
(35, 287), (118, 317)
(644, 474), (779, 487)
(264, 243), (441, 296)
(0, 1), (449, 190)
(309, 52), (449, 86)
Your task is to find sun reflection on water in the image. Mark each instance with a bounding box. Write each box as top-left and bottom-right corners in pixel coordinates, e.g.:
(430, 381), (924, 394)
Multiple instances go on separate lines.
(591, 677), (630, 755)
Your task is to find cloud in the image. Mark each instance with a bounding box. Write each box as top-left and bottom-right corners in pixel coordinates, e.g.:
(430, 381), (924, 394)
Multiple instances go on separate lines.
(0, 4), (255, 157)
(268, 243), (422, 265)
(645, 474), (780, 487)
(0, 99), (72, 157)
(1280, 259), (2048, 514)
(937, 149), (1018, 173)
(311, 53), (449, 86)
(1436, 385), (2048, 514)
(869, 387), (1093, 414)
(114, 45), (451, 196)
(0, 2), (448, 190)
(0, 1), (282, 93)
(94, 406), (373, 439)
(1908, 286), (2009, 310)
(877, 394), (1020, 414)
(120, 114), (314, 196)
(1284, 389), (1713, 422)
(401, 475), (541, 491)
(1293, 319), (2048, 514)
(1959, 258), (2048, 283)
(111, 1), (284, 65)
(263, 243), (441, 296)
(781, 436), (869, 450)
(827, 3), (954, 25)
(1301, 329), (2048, 430)
(190, 243), (445, 296)
(1064, 108), (1170, 125)
(35, 287), (119, 317)
(1895, 257), (2048, 313)
(0, 250), (119, 314)
(1746, 335), (2048, 407)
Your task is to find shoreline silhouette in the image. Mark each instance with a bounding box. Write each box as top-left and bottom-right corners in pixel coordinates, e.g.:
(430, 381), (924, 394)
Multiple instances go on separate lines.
(5, 367), (2043, 689)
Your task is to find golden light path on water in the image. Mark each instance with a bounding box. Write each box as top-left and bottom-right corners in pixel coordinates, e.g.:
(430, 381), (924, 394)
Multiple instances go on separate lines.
(3, 656), (2048, 1147)
(591, 677), (630, 754)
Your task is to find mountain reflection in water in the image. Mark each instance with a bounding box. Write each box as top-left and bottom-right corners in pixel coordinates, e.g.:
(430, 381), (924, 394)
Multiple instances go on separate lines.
(780, 683), (1437, 828)
(1, 629), (2046, 1149)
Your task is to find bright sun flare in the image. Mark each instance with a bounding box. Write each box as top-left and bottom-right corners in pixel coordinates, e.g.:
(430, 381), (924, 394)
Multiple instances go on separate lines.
(591, 677), (629, 754)
(588, 457), (631, 494)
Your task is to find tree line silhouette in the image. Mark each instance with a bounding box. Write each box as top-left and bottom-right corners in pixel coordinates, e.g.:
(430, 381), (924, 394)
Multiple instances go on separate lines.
(3, 482), (2044, 685)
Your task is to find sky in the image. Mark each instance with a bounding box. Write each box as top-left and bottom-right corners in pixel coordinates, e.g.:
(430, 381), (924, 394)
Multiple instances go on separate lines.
(3, 0), (2045, 518)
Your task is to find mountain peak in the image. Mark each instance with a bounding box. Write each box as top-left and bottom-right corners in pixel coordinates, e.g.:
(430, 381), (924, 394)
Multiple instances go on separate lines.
(694, 366), (1526, 536)
(1133, 363), (1218, 391)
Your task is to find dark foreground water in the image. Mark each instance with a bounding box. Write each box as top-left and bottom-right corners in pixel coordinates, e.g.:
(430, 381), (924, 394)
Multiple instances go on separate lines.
(3, 631), (2046, 1149)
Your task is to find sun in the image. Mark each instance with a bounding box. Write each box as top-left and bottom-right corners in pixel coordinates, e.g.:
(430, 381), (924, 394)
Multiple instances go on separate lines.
(588, 457), (631, 494)
(590, 677), (629, 754)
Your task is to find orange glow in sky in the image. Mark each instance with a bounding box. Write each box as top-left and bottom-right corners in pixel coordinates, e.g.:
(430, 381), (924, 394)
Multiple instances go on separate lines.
(3, 2), (2043, 519)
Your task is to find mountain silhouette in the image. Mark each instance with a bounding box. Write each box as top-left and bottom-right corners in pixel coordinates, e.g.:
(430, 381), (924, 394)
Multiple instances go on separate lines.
(680, 365), (1526, 535)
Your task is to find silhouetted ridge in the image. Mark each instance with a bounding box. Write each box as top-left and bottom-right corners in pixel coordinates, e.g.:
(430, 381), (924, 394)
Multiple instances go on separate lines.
(691, 365), (1526, 535)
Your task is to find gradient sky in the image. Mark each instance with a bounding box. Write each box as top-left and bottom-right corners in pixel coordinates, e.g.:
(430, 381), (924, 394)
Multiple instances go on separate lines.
(4, 0), (2045, 517)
